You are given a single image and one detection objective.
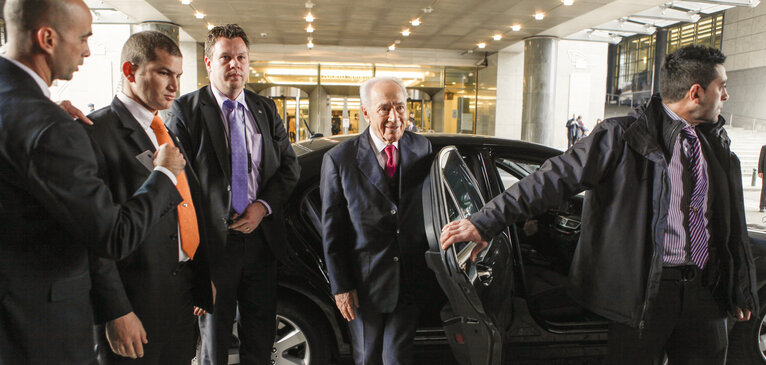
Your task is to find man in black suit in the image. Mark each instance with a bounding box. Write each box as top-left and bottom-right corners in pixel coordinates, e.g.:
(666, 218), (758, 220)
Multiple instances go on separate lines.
(320, 77), (433, 365)
(0, 1), (187, 364)
(167, 24), (300, 364)
(758, 145), (766, 212)
(87, 31), (213, 364)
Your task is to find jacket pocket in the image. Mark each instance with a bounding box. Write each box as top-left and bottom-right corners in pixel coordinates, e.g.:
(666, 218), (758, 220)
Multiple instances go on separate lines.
(49, 271), (91, 302)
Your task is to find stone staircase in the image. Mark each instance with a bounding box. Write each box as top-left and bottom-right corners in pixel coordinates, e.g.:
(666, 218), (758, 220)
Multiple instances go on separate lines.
(727, 125), (766, 179)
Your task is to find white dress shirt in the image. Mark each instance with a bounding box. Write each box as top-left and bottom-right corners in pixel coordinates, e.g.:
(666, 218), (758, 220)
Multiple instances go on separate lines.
(369, 129), (399, 170)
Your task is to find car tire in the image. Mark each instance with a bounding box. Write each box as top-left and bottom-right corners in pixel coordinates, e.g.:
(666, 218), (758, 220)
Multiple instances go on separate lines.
(272, 297), (332, 365)
(728, 298), (766, 364)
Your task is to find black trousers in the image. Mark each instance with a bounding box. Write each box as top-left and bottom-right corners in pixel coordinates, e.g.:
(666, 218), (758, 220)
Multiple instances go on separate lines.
(760, 176), (766, 210)
(210, 229), (277, 365)
(95, 262), (196, 365)
(605, 266), (727, 365)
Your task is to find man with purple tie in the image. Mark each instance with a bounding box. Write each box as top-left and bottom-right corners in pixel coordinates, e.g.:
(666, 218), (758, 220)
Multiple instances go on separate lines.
(167, 24), (299, 364)
(440, 45), (758, 364)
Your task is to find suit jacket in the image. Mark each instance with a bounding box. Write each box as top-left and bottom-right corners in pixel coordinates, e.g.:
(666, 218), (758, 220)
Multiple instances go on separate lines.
(0, 59), (181, 364)
(759, 145), (766, 174)
(167, 86), (300, 266)
(320, 128), (432, 313)
(87, 97), (213, 333)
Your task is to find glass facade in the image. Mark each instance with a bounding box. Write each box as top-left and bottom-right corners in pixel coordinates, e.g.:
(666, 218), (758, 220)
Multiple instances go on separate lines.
(246, 61), (496, 138)
(611, 12), (724, 106)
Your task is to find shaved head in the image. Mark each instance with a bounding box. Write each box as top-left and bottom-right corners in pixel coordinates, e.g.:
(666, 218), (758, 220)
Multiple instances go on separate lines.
(3, 0), (79, 40)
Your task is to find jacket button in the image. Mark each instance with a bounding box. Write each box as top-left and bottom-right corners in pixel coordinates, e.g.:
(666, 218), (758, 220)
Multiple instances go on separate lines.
(390, 209), (396, 215)
(393, 256), (399, 262)
(227, 185), (231, 192)
(396, 229), (400, 234)
(170, 234), (178, 241)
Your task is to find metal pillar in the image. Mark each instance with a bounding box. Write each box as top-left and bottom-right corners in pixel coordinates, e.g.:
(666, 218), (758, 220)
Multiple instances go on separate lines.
(652, 29), (668, 96)
(521, 36), (558, 145)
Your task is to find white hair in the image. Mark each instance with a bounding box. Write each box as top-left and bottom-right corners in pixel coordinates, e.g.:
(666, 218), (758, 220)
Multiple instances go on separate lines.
(359, 76), (408, 110)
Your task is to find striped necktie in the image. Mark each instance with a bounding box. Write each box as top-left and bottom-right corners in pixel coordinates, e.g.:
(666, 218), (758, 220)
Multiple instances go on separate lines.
(680, 126), (709, 269)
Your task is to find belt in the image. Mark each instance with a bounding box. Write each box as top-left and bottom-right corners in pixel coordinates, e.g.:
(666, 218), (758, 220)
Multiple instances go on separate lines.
(661, 265), (700, 283)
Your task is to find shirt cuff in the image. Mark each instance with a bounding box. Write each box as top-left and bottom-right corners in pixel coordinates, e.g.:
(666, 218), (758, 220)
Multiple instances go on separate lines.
(256, 199), (272, 216)
(154, 166), (177, 185)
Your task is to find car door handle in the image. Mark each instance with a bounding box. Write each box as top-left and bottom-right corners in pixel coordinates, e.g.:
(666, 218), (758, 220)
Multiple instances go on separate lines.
(476, 262), (493, 286)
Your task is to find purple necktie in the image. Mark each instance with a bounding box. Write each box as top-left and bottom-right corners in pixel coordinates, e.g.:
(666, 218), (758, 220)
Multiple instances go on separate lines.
(680, 126), (709, 269)
(223, 99), (248, 214)
(384, 145), (397, 178)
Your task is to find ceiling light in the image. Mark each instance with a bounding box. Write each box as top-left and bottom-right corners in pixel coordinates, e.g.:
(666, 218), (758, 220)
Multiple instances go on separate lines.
(511, 24), (521, 31)
(563, 0), (573, 5)
(195, 11), (204, 19)
(388, 44), (396, 51)
(307, 40), (314, 48)
(477, 42), (486, 49)
(207, 23), (214, 30)
(181, 0), (191, 4)
(306, 24), (314, 33)
(305, 0), (314, 9)
(535, 12), (544, 20)
(305, 12), (314, 22)
(423, 6), (433, 13)
(493, 34), (502, 40)
(411, 18), (421, 26)
(402, 29), (410, 36)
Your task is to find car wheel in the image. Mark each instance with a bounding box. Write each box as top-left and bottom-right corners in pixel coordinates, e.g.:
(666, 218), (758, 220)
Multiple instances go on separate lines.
(728, 300), (766, 364)
(271, 298), (332, 365)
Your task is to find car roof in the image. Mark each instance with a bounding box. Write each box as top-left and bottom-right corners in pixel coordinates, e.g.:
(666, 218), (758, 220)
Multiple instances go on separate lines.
(291, 133), (562, 157)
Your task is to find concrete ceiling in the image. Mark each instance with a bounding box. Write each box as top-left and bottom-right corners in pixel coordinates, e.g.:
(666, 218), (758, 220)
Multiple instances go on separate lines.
(115, 0), (666, 51)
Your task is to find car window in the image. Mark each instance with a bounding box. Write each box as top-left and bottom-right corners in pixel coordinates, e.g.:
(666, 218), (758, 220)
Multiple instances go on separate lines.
(442, 150), (483, 219)
(495, 157), (541, 190)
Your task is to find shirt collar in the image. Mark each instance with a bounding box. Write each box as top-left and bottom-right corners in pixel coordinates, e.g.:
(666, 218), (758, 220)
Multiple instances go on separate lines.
(116, 92), (156, 130)
(1, 55), (51, 98)
(368, 128), (398, 153)
(211, 84), (249, 113)
(661, 103), (692, 128)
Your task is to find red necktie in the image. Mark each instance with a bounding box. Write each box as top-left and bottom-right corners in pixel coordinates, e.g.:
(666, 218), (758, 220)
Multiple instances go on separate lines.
(150, 116), (200, 259)
(384, 144), (397, 178)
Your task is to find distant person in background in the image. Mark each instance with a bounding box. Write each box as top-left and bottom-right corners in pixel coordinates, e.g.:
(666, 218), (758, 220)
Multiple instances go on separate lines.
(574, 115), (588, 142)
(566, 114), (577, 148)
(759, 145), (766, 212)
(596, 118), (602, 125)
(407, 112), (419, 132)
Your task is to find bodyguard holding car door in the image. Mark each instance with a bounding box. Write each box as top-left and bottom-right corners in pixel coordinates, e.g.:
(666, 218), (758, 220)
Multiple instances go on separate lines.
(441, 45), (758, 364)
(320, 77), (433, 365)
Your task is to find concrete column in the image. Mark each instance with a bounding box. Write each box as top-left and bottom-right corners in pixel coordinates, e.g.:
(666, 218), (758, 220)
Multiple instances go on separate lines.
(309, 86), (331, 137)
(130, 21), (180, 44)
(521, 36), (558, 145)
(606, 44), (617, 102)
(179, 41), (202, 95)
(652, 29), (668, 96)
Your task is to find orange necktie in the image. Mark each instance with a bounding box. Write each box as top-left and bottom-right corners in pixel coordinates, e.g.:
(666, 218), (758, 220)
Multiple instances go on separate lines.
(150, 115), (200, 259)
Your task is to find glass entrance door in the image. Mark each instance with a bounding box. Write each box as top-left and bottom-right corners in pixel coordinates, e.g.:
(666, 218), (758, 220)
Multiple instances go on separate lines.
(269, 96), (309, 143)
(407, 100), (432, 132)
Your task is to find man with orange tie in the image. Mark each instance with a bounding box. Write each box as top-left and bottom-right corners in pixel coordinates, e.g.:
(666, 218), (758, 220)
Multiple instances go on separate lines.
(87, 31), (212, 364)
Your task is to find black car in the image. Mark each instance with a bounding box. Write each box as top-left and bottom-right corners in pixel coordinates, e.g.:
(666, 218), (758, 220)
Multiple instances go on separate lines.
(242, 134), (766, 365)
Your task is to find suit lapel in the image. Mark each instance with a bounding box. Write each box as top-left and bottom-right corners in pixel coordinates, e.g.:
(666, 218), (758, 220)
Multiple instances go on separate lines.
(397, 133), (413, 202)
(109, 97), (155, 153)
(357, 128), (394, 203)
(199, 86), (232, 179)
(244, 91), (273, 177)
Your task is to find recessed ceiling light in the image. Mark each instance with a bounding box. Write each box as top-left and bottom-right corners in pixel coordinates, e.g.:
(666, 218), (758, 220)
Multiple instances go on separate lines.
(535, 12), (544, 20)
(511, 24), (521, 31)
(306, 24), (314, 33)
(305, 12), (314, 22)
(477, 42), (486, 49)
(563, 0), (574, 5)
(195, 11), (204, 19)
(402, 29), (410, 36)
(207, 23), (214, 30)
(411, 18), (421, 26)
(307, 40), (314, 48)
(493, 34), (502, 40)
(181, 0), (191, 4)
(388, 44), (396, 51)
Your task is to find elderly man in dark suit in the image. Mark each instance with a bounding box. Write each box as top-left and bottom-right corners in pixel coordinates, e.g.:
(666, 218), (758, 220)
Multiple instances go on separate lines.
(167, 24), (300, 365)
(321, 77), (433, 365)
(87, 31), (213, 364)
(0, 0), (187, 364)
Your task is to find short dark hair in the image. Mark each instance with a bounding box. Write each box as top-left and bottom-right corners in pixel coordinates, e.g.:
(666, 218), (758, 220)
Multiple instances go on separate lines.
(660, 45), (726, 103)
(3, 0), (72, 35)
(121, 31), (181, 68)
(205, 24), (249, 59)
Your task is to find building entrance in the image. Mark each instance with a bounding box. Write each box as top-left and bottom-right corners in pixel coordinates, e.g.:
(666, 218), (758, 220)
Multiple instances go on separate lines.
(258, 86), (309, 142)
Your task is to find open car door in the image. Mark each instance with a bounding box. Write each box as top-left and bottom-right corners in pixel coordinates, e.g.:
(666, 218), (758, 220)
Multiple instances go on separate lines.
(423, 146), (514, 365)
